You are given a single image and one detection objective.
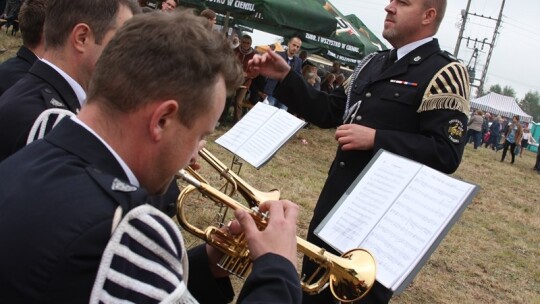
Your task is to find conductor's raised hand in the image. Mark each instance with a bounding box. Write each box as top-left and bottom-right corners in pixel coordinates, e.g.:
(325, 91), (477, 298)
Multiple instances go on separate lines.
(247, 50), (291, 81)
(234, 200), (299, 268)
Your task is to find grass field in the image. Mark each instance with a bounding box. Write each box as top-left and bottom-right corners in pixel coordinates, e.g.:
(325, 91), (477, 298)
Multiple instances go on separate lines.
(1, 30), (538, 303)
(185, 126), (540, 304)
(0, 30), (21, 62)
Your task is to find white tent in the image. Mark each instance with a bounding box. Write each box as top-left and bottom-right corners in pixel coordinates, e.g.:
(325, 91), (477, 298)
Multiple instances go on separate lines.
(470, 92), (533, 123)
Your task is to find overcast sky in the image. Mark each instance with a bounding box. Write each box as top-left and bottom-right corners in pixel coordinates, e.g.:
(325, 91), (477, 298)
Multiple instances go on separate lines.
(252, 0), (539, 100)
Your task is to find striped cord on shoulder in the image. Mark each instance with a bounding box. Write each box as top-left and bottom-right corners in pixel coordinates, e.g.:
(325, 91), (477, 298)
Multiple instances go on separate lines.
(418, 62), (471, 116)
(90, 204), (196, 304)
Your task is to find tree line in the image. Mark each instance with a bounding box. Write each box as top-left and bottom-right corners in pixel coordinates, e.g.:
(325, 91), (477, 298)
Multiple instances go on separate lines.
(479, 84), (540, 123)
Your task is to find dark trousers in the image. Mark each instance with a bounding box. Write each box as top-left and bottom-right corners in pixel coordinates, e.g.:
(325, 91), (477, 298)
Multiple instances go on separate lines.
(466, 130), (481, 149)
(534, 148), (540, 171)
(486, 133), (500, 149)
(501, 140), (516, 163)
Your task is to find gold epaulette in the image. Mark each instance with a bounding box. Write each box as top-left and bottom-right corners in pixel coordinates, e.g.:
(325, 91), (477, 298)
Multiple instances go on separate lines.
(418, 62), (470, 115)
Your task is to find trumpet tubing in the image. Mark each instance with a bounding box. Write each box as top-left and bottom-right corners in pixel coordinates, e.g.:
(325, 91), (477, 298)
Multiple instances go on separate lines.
(197, 148), (280, 207)
(176, 169), (376, 303)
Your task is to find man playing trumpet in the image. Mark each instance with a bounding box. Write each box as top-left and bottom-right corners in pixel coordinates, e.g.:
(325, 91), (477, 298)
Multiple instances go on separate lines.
(0, 11), (300, 303)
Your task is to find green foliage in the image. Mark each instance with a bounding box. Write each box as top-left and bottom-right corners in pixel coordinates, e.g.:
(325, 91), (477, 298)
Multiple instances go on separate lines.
(489, 84), (502, 94)
(502, 85), (517, 98)
(488, 84), (517, 98)
(520, 91), (540, 122)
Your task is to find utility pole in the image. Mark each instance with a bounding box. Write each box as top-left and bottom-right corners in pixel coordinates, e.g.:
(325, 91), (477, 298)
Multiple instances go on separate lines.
(478, 0), (506, 95)
(453, 0), (506, 97)
(453, 0), (472, 57)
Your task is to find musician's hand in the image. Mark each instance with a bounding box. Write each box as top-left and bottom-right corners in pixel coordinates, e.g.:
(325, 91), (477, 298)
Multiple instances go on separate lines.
(189, 140), (207, 170)
(335, 124), (376, 151)
(247, 50), (290, 81)
(235, 200), (298, 268)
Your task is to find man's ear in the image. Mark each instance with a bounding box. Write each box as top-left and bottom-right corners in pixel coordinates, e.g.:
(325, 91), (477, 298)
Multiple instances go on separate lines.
(422, 8), (437, 26)
(149, 100), (179, 142)
(71, 23), (92, 53)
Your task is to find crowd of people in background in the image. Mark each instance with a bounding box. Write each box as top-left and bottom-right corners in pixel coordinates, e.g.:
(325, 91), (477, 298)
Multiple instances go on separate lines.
(467, 110), (539, 168)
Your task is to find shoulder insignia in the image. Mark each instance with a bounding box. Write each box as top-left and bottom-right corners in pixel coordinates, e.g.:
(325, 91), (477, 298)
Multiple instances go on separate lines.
(439, 50), (458, 62)
(447, 119), (465, 144)
(111, 178), (138, 192)
(418, 62), (471, 115)
(49, 98), (65, 108)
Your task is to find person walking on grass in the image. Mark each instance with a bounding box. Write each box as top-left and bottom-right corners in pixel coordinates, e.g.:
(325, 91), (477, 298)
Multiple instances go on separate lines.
(500, 115), (523, 164)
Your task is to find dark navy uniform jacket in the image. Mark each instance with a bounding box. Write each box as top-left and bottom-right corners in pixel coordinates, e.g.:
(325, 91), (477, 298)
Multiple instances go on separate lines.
(0, 60), (80, 162)
(274, 39), (470, 304)
(0, 118), (301, 304)
(0, 46), (38, 96)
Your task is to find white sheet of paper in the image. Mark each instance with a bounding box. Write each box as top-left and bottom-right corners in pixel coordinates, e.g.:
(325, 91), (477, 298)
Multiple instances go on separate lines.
(215, 103), (277, 153)
(317, 152), (421, 252)
(316, 151), (476, 290)
(216, 102), (305, 168)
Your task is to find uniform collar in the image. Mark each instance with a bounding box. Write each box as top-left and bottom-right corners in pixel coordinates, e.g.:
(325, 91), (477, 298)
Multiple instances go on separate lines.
(16, 46), (38, 65)
(40, 59), (87, 107)
(45, 118), (129, 183)
(71, 116), (140, 187)
(396, 37), (434, 61)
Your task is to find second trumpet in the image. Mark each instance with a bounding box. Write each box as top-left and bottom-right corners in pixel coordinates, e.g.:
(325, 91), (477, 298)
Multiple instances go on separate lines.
(176, 169), (376, 303)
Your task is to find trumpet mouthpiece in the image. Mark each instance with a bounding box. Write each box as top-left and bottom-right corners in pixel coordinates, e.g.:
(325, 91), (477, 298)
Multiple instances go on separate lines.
(177, 170), (202, 188)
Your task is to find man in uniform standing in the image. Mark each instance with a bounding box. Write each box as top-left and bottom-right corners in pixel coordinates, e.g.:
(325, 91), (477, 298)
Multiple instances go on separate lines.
(0, 0), (139, 162)
(248, 0), (470, 303)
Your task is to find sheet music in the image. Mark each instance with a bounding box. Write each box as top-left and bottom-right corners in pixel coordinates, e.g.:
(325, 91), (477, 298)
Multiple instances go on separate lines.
(215, 103), (277, 153)
(316, 151), (477, 292)
(363, 165), (474, 289)
(237, 110), (304, 166)
(317, 152), (421, 252)
(216, 102), (305, 168)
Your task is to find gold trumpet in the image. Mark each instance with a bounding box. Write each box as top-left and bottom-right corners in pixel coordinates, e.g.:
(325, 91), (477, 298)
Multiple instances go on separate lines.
(176, 169), (377, 303)
(185, 148), (280, 208)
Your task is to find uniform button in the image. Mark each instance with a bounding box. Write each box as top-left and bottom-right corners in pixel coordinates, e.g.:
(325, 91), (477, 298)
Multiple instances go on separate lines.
(365, 92), (372, 98)
(44, 88), (52, 94)
(355, 115), (362, 121)
(339, 161), (345, 168)
(354, 84), (358, 89)
(394, 92), (400, 98)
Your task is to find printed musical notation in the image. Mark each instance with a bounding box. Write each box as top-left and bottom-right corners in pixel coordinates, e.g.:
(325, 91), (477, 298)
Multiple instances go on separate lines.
(316, 150), (478, 293)
(216, 102), (305, 168)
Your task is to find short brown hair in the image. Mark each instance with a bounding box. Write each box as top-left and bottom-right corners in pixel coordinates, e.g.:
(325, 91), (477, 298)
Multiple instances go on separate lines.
(200, 9), (216, 20)
(44, 0), (141, 49)
(423, 0), (446, 30)
(19, 0), (47, 49)
(87, 11), (243, 127)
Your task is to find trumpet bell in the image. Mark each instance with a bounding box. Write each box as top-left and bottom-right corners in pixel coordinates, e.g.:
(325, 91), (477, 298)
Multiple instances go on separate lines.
(330, 248), (377, 303)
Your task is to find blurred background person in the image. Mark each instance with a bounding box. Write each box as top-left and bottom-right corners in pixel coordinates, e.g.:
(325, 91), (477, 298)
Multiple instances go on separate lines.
(160, 0), (177, 12)
(500, 115), (523, 164)
(466, 109), (483, 149)
(200, 8), (216, 30)
(0, 0), (46, 96)
(320, 72), (336, 94)
(263, 36), (302, 110)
